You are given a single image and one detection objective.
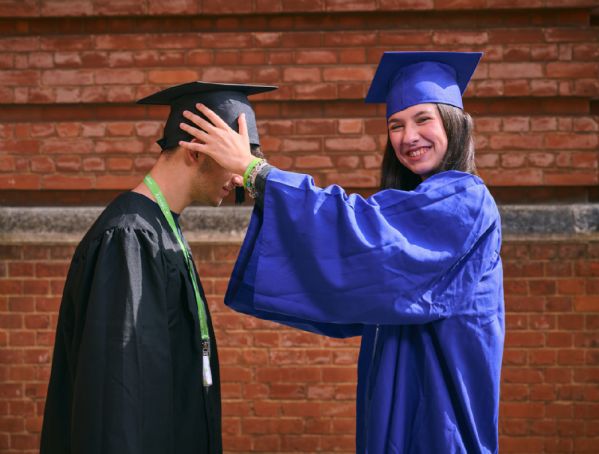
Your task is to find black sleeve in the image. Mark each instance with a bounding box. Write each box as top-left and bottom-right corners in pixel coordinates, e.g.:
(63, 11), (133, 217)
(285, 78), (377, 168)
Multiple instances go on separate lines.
(254, 163), (274, 209)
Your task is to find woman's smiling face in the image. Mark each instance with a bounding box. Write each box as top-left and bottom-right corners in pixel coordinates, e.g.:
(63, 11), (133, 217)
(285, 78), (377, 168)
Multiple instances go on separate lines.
(387, 103), (448, 180)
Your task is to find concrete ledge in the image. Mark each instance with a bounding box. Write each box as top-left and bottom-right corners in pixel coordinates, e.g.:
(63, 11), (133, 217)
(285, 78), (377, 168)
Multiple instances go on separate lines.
(0, 206), (253, 244)
(1, 205), (598, 244)
(500, 205), (599, 239)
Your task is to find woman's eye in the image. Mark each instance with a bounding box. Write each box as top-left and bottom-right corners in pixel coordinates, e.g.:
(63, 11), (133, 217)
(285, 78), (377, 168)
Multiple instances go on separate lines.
(417, 117), (431, 123)
(389, 124), (403, 131)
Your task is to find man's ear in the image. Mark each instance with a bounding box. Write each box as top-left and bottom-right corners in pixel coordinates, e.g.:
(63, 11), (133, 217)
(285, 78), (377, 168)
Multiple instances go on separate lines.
(184, 139), (206, 166)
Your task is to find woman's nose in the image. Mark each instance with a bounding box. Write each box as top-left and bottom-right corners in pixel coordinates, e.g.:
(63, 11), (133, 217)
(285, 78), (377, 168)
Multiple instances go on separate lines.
(402, 124), (419, 145)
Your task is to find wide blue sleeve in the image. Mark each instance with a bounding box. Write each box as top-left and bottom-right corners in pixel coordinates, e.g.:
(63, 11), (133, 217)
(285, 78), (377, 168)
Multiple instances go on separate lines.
(225, 169), (500, 331)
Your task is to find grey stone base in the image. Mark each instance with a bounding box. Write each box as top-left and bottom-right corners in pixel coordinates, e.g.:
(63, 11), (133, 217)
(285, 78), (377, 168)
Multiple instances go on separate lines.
(1, 205), (598, 244)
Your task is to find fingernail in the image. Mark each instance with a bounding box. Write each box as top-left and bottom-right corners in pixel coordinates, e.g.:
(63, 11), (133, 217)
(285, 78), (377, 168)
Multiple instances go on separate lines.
(196, 103), (203, 108)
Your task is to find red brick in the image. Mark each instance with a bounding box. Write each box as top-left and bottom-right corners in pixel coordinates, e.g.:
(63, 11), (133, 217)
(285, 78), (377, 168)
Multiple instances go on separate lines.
(489, 62), (544, 79)
(0, 156), (16, 172)
(545, 262), (572, 277)
(8, 296), (34, 312)
(574, 296), (599, 312)
(146, 0), (197, 13)
(557, 278), (586, 295)
(501, 402), (545, 419)
(0, 37), (39, 52)
(234, 403), (269, 421)
(282, 68), (321, 83)
(528, 152), (555, 167)
(333, 49), (364, 65)
(291, 83), (335, 99)
(556, 314), (583, 331)
(324, 136), (376, 153)
(529, 384), (556, 401)
(547, 62), (598, 78)
(544, 171), (598, 186)
(0, 70), (40, 86)
(294, 50), (336, 65)
(501, 153), (526, 168)
(295, 155), (333, 169)
(433, 31), (488, 45)
(9, 331), (35, 347)
(334, 156), (359, 169)
(545, 133), (598, 149)
(41, 69), (94, 86)
(543, 27), (599, 42)
(490, 134), (543, 150)
(325, 170), (375, 187)
(80, 157), (104, 172)
(201, 67), (251, 83)
(55, 156), (81, 172)
(201, 33), (252, 49)
(279, 33), (321, 50)
(322, 66), (373, 82)
(41, 174), (92, 189)
(78, 123), (104, 138)
(0, 279), (23, 295)
(95, 69), (145, 85)
(530, 350), (556, 366)
(0, 417), (24, 432)
(94, 139), (144, 154)
(147, 69), (198, 84)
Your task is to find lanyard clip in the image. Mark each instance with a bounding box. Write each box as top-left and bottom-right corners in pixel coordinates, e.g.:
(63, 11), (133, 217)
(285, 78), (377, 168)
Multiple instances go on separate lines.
(202, 339), (210, 357)
(202, 339), (213, 387)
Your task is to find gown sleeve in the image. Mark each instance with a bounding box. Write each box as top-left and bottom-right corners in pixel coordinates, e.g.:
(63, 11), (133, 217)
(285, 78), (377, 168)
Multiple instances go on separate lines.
(45, 226), (173, 454)
(225, 169), (500, 331)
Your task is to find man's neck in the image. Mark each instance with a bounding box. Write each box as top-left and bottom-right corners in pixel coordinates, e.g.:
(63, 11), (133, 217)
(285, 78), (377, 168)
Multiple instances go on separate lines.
(132, 160), (192, 214)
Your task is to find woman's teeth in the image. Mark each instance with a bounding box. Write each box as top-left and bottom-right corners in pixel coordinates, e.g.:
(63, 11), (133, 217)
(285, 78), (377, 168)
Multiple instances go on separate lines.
(407, 147), (429, 157)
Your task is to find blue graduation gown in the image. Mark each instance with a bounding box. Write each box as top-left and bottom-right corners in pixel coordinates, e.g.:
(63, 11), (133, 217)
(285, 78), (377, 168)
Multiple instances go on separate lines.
(225, 169), (504, 453)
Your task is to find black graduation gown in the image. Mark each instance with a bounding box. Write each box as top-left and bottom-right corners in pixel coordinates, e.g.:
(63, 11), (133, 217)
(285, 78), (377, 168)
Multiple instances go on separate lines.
(40, 192), (222, 454)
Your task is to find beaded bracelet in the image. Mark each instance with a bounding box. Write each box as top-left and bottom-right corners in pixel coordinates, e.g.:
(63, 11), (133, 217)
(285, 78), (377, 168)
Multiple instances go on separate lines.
(244, 159), (268, 199)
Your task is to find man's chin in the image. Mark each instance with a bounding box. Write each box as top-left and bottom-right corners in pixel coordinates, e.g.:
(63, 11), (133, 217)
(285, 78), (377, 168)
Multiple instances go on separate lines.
(192, 197), (222, 207)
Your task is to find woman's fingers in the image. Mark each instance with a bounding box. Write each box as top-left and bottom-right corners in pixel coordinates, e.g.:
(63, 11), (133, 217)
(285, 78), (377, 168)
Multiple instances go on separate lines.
(196, 103), (230, 130)
(179, 121), (209, 142)
(178, 104), (253, 175)
(178, 139), (210, 156)
(238, 112), (249, 141)
(182, 109), (215, 133)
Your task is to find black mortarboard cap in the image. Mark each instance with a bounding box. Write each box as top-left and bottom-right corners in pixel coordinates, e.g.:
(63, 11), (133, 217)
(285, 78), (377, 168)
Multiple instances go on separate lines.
(137, 81), (277, 150)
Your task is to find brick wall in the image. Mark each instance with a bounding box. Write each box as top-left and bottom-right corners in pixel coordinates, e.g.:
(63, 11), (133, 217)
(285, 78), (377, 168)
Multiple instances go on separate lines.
(0, 0), (598, 453)
(1, 238), (598, 453)
(0, 2), (597, 202)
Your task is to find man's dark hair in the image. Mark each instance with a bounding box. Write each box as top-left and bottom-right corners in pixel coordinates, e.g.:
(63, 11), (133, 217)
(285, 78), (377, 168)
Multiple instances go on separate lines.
(379, 103), (477, 191)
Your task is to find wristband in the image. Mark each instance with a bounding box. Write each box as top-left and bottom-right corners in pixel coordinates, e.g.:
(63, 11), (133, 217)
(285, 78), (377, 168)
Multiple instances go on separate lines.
(243, 158), (264, 188)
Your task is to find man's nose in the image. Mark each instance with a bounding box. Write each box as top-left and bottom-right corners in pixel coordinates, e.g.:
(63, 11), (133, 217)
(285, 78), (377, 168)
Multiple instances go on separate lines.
(231, 174), (244, 187)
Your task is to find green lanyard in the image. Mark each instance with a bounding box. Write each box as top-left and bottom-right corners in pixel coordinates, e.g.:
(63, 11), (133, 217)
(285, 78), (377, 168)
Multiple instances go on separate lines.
(143, 175), (212, 387)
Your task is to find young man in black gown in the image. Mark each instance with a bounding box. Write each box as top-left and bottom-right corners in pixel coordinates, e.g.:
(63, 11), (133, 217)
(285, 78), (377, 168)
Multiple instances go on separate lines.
(40, 82), (275, 454)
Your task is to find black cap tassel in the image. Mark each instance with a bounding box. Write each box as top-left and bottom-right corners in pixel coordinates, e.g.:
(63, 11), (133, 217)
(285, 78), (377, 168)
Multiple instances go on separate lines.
(235, 186), (245, 205)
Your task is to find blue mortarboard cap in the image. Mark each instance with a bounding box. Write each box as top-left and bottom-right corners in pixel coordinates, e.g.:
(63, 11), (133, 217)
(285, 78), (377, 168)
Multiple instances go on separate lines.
(137, 81), (277, 150)
(365, 51), (482, 118)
